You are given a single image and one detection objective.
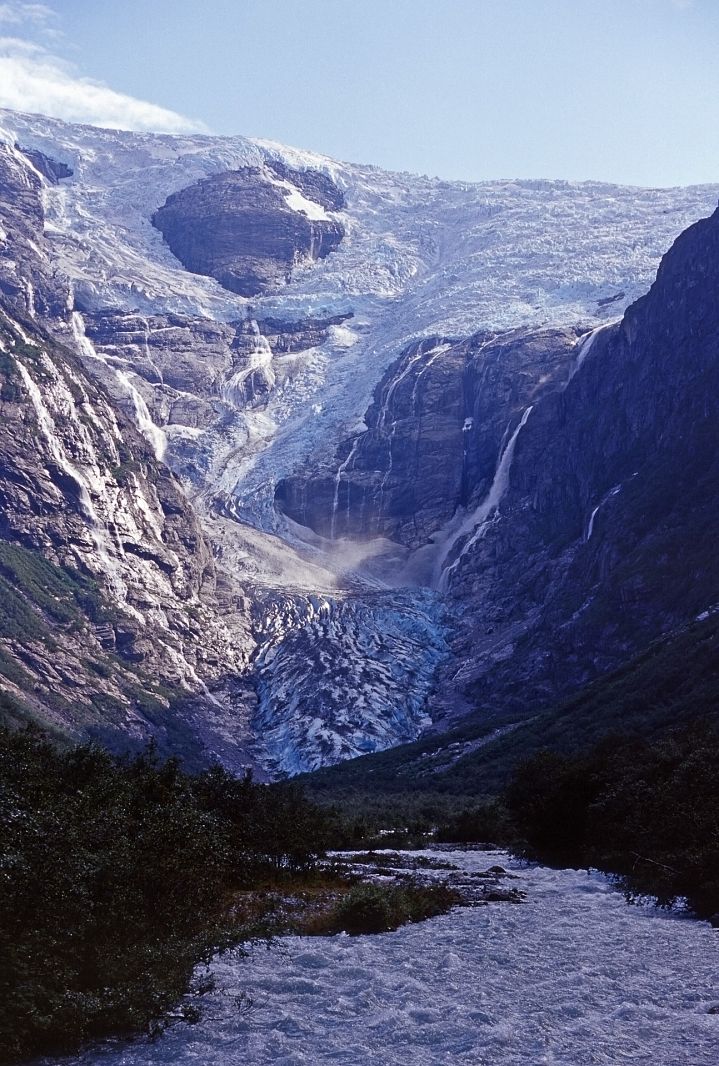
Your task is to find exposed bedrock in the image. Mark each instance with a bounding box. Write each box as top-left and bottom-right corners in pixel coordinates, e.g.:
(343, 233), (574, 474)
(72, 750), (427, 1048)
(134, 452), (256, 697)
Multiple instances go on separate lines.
(79, 308), (354, 486)
(274, 327), (579, 548)
(152, 164), (345, 297)
(430, 202), (719, 723)
(16, 144), (73, 184)
(0, 143), (71, 317)
(0, 302), (255, 762)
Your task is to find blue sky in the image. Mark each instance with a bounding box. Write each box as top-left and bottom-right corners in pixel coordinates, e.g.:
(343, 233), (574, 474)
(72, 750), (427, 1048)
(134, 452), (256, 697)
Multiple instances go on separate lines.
(0, 0), (717, 186)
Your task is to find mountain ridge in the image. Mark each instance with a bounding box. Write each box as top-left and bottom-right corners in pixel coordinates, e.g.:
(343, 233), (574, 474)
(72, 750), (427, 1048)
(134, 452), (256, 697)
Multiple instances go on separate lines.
(0, 106), (718, 777)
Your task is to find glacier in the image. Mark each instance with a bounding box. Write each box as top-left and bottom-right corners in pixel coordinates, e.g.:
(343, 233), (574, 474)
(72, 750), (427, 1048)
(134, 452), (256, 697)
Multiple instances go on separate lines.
(2, 107), (719, 773)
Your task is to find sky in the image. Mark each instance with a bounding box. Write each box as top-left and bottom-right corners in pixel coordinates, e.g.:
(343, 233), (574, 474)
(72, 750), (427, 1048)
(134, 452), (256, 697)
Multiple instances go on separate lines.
(0, 0), (717, 186)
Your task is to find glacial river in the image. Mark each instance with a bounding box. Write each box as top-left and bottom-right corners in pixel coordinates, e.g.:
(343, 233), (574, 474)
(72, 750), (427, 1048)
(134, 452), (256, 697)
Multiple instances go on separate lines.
(66, 849), (718, 1066)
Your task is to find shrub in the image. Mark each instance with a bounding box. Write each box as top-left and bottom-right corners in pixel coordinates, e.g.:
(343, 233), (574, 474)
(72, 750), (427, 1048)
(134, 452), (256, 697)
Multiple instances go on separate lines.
(0, 728), (334, 1063)
(505, 722), (719, 919)
(330, 880), (460, 935)
(434, 801), (513, 844)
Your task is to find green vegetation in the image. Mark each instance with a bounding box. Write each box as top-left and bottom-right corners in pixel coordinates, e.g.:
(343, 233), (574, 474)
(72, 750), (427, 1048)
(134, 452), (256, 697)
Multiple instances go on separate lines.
(318, 880), (460, 936)
(434, 800), (514, 844)
(0, 541), (185, 743)
(0, 727), (331, 1064)
(506, 722), (719, 920)
(303, 611), (719, 798)
(111, 458), (144, 486)
(0, 350), (23, 402)
(0, 542), (105, 638)
(304, 616), (719, 929)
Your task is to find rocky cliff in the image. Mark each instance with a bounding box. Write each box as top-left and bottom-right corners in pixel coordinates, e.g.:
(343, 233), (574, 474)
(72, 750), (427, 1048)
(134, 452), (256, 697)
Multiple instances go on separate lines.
(0, 301), (256, 767)
(429, 202), (719, 726)
(278, 200), (719, 739)
(275, 326), (578, 555)
(152, 163), (344, 297)
(1, 107), (718, 776)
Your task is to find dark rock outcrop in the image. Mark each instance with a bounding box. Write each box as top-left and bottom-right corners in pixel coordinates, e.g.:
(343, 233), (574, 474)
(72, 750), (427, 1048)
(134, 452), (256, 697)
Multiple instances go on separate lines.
(17, 145), (73, 184)
(78, 308), (352, 489)
(266, 159), (345, 211)
(0, 143), (69, 317)
(256, 311), (353, 353)
(275, 327), (578, 547)
(433, 200), (719, 723)
(152, 164), (344, 296)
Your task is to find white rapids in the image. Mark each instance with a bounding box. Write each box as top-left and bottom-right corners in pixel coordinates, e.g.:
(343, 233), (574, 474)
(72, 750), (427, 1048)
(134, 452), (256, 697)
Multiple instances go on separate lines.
(65, 849), (719, 1066)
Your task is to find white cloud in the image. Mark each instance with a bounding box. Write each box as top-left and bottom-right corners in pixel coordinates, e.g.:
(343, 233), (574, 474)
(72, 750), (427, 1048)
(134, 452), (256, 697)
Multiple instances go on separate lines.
(0, 3), (208, 134)
(0, 2), (56, 28)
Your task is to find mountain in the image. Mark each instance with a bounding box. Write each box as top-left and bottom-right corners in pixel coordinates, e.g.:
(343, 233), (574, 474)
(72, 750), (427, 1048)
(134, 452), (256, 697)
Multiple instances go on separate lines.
(0, 106), (718, 776)
(0, 304), (255, 767)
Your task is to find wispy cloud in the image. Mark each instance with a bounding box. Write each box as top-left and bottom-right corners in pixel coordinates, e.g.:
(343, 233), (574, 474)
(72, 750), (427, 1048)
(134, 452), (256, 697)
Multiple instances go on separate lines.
(0, 2), (208, 134)
(0, 2), (56, 28)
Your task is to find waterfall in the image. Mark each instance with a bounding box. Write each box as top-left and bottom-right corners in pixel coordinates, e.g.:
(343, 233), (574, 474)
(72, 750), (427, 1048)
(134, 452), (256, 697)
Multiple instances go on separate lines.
(585, 484), (622, 542)
(330, 435), (362, 540)
(139, 316), (164, 385)
(12, 341), (145, 617)
(567, 320), (618, 384)
(435, 406), (534, 591)
(376, 420), (397, 528)
(376, 344), (427, 432)
(409, 343), (451, 413)
(222, 321), (275, 408)
(14, 358), (98, 523)
(71, 311), (167, 461)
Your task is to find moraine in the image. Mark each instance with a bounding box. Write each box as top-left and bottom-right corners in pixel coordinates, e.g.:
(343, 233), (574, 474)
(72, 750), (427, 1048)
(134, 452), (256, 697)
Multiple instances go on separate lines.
(61, 849), (719, 1066)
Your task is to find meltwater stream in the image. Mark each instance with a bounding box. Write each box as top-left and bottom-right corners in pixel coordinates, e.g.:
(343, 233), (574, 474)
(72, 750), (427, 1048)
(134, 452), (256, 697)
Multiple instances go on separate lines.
(62, 850), (718, 1066)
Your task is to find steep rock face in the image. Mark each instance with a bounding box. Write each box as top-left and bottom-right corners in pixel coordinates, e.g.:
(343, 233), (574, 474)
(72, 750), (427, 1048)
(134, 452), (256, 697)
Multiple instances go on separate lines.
(432, 202), (719, 724)
(275, 327), (577, 552)
(2, 109), (719, 777)
(265, 159), (345, 211)
(78, 309), (353, 491)
(0, 303), (255, 765)
(152, 165), (345, 297)
(0, 143), (69, 317)
(17, 145), (73, 184)
(255, 311), (353, 354)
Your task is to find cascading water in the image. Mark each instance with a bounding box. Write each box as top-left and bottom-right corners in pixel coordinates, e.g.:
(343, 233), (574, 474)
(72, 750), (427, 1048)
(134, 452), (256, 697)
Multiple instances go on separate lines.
(330, 435), (362, 539)
(566, 320), (618, 384)
(71, 310), (167, 461)
(435, 406), (534, 591)
(9, 330), (143, 616)
(13, 358), (98, 523)
(376, 420), (397, 528)
(372, 341), (452, 534)
(585, 484), (622, 541)
(222, 320), (275, 408)
(409, 342), (451, 413)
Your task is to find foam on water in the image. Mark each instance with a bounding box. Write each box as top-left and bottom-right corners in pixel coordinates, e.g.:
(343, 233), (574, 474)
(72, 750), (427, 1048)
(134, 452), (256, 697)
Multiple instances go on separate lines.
(64, 849), (719, 1066)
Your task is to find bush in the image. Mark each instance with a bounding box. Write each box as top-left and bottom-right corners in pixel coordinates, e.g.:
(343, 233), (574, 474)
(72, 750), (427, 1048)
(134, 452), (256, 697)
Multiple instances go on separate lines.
(434, 801), (513, 844)
(505, 722), (719, 919)
(0, 727), (333, 1063)
(330, 880), (460, 935)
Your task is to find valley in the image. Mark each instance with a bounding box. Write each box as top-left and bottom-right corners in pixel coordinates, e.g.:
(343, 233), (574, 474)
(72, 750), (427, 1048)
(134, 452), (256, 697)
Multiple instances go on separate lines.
(2, 107), (719, 780)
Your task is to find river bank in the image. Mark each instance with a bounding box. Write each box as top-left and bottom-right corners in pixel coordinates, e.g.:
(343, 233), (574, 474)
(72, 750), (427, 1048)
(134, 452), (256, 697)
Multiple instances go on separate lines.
(57, 848), (719, 1066)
